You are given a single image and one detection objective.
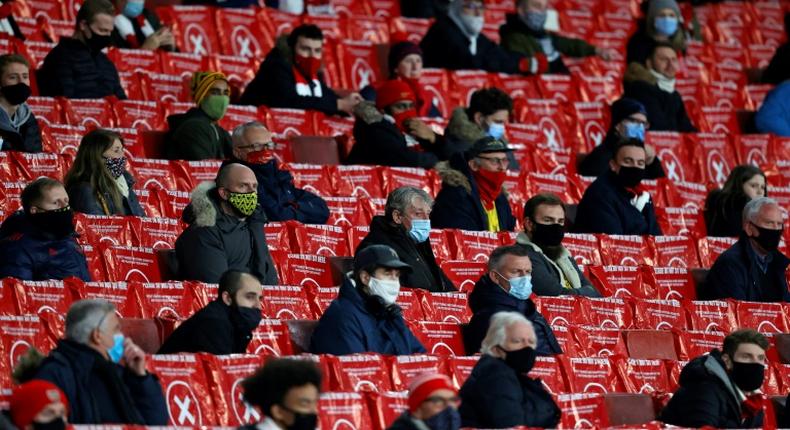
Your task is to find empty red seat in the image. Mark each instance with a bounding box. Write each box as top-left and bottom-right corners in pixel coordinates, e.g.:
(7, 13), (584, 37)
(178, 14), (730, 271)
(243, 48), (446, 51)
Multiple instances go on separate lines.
(318, 392), (373, 430)
(147, 354), (218, 426)
(588, 265), (654, 299)
(247, 318), (294, 356)
(697, 236), (738, 268)
(556, 393), (611, 428)
(561, 356), (626, 394)
(439, 260), (486, 294)
(107, 47), (162, 74)
(158, 5), (220, 56)
(203, 354), (265, 427)
(215, 8), (272, 59)
(390, 354), (449, 390)
(572, 326), (628, 357)
(623, 329), (679, 360)
(420, 291), (471, 323)
(650, 235), (702, 268)
(9, 151), (65, 181)
(631, 299), (688, 332)
(337, 40), (385, 91)
(328, 353), (392, 392)
(408, 321), (465, 356)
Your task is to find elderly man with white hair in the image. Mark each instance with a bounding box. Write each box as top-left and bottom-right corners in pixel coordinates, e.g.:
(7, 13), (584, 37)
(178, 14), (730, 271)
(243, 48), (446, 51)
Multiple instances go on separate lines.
(458, 311), (560, 428)
(33, 299), (167, 425)
(704, 197), (789, 302)
(357, 186), (455, 293)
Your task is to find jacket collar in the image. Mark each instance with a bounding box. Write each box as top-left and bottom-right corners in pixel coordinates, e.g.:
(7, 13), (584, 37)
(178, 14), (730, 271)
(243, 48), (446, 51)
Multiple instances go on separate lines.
(515, 231), (571, 259)
(51, 339), (107, 381)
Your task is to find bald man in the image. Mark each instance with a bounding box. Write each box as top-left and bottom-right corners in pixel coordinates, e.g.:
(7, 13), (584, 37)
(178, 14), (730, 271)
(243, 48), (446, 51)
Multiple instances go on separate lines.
(175, 163), (279, 284)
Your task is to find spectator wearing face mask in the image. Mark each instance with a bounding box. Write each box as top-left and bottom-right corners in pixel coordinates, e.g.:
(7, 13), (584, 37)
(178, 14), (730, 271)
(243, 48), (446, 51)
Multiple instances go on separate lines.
(0, 54), (41, 153)
(175, 163), (279, 284)
(432, 137), (517, 232)
(626, 0), (690, 67)
(64, 129), (145, 217)
(420, 0), (540, 74)
(165, 71), (233, 161)
(465, 245), (562, 356)
(36, 0), (126, 99)
(240, 358), (322, 430)
(0, 178), (90, 281)
(515, 194), (600, 297)
(33, 300), (167, 425)
(703, 197), (790, 302)
(225, 121), (329, 224)
(444, 87), (518, 170)
(705, 165), (767, 238)
(459, 311), (560, 428)
(8, 380), (69, 430)
(158, 270), (263, 354)
(500, 0), (618, 75)
(309, 244), (426, 356)
(623, 42), (697, 132)
(661, 329), (770, 428)
(574, 138), (662, 235)
(361, 41), (442, 118)
(755, 81), (790, 137)
(347, 79), (450, 169)
(357, 187), (455, 293)
(578, 98), (664, 179)
(111, 0), (175, 51)
(240, 24), (362, 116)
(387, 373), (461, 430)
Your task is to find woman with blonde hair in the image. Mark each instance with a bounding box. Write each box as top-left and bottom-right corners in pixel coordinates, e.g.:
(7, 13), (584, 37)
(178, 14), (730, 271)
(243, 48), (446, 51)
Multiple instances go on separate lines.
(65, 128), (145, 216)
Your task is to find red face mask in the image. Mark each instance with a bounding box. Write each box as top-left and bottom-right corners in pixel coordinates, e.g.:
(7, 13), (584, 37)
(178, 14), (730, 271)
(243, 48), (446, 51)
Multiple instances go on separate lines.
(401, 77), (425, 110)
(391, 108), (418, 133)
(472, 168), (508, 209)
(294, 53), (321, 79)
(247, 149), (276, 164)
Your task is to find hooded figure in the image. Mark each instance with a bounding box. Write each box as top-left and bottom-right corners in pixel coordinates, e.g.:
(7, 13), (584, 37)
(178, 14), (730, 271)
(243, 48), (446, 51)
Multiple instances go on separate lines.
(578, 98), (665, 178)
(625, 0), (689, 66)
(165, 71), (233, 160)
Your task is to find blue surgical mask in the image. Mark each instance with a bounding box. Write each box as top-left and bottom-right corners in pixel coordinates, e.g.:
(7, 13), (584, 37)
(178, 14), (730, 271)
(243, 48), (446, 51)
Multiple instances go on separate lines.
(522, 11), (547, 32)
(506, 274), (533, 300)
(123, 0), (145, 18)
(623, 122), (645, 141)
(654, 16), (678, 36)
(107, 333), (125, 363)
(422, 406), (461, 430)
(409, 219), (431, 243)
(487, 122), (506, 140)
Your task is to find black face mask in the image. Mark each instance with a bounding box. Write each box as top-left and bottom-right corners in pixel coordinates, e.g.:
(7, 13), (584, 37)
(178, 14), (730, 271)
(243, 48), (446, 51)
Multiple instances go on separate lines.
(1, 82), (31, 105)
(280, 405), (318, 430)
(615, 165), (645, 189)
(500, 345), (537, 374)
(750, 223), (783, 253)
(29, 207), (74, 239)
(32, 418), (66, 430)
(730, 361), (765, 392)
(531, 221), (564, 248)
(232, 305), (263, 333)
(85, 27), (112, 52)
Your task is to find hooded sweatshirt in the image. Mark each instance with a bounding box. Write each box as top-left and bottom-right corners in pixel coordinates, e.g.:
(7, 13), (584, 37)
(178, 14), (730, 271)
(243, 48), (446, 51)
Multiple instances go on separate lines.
(0, 102), (42, 152)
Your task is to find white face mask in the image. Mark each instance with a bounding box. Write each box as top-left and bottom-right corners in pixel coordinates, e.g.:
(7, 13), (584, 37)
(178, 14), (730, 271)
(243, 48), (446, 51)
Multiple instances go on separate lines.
(367, 277), (401, 305)
(460, 14), (485, 36)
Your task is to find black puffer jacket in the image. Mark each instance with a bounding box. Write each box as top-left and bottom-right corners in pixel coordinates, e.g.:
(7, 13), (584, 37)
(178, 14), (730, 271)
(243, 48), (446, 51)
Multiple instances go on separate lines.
(357, 216), (455, 293)
(37, 37), (126, 99)
(175, 181), (279, 284)
(660, 350), (763, 428)
(459, 354), (560, 428)
(158, 300), (255, 354)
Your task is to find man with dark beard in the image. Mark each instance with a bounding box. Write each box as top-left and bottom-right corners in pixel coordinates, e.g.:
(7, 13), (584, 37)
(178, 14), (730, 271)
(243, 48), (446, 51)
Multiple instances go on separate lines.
(514, 193), (600, 297)
(158, 270), (263, 354)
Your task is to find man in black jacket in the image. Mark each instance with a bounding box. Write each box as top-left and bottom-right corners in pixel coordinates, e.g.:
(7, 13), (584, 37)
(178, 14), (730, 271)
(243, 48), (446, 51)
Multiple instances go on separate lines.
(622, 42), (696, 132)
(420, 0), (538, 74)
(158, 270), (263, 354)
(239, 24), (361, 115)
(465, 245), (561, 356)
(347, 79), (450, 169)
(431, 137), (516, 232)
(34, 299), (168, 425)
(0, 54), (41, 153)
(175, 163), (279, 284)
(36, 0), (126, 99)
(703, 197), (790, 302)
(358, 186), (455, 293)
(574, 138), (662, 235)
(515, 193), (600, 297)
(229, 121), (329, 224)
(661, 329), (769, 428)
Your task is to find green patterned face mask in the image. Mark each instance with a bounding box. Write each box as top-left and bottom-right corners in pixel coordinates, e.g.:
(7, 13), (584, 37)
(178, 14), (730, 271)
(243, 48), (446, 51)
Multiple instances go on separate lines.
(227, 191), (258, 216)
(200, 94), (230, 120)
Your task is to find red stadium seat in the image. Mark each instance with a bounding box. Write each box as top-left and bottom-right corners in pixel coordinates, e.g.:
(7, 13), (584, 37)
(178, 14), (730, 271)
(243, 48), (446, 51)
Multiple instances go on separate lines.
(158, 5), (220, 56)
(107, 47), (162, 74)
(120, 318), (168, 354)
(571, 326), (628, 357)
(390, 354), (449, 390)
(147, 354), (218, 426)
(604, 393), (657, 425)
(408, 321), (465, 356)
(328, 354), (392, 392)
(247, 319), (293, 356)
(318, 392), (373, 430)
(215, 8), (272, 59)
(203, 354), (264, 427)
(623, 329), (679, 360)
(557, 393), (611, 428)
(587, 265), (654, 299)
(561, 356), (626, 394)
(684, 299), (737, 333)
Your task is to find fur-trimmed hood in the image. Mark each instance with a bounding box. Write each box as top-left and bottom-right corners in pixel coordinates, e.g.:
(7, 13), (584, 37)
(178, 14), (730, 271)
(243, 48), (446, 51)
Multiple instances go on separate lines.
(444, 107), (485, 146)
(185, 181), (219, 227)
(353, 100), (385, 125)
(624, 61), (658, 85)
(434, 160), (473, 194)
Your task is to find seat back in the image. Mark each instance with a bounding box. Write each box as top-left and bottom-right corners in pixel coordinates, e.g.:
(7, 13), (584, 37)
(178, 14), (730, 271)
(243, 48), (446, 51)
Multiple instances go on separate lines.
(290, 136), (341, 165)
(605, 393), (656, 425)
(287, 319), (319, 353)
(121, 318), (165, 354)
(623, 329), (679, 360)
(141, 130), (169, 159)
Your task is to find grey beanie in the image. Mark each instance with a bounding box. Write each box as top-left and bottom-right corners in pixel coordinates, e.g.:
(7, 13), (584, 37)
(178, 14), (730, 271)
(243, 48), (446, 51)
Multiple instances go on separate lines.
(648, 0), (681, 19)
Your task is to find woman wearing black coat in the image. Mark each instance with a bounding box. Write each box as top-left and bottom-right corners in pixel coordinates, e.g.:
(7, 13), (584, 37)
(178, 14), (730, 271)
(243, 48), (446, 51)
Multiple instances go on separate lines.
(459, 311), (560, 428)
(704, 165), (767, 237)
(64, 129), (145, 217)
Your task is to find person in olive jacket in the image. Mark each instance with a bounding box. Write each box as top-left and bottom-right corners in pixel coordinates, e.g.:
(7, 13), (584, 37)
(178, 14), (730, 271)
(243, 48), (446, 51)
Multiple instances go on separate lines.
(499, 0), (616, 74)
(459, 311), (560, 428)
(357, 187), (455, 293)
(165, 71), (232, 161)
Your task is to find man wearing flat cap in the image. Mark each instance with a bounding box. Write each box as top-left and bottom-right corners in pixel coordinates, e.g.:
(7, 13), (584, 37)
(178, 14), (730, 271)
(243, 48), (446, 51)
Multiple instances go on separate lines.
(310, 244), (426, 356)
(431, 136), (516, 232)
(165, 70), (233, 160)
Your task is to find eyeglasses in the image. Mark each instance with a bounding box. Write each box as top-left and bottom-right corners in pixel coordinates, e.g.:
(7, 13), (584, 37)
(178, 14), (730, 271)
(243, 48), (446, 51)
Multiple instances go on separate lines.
(624, 118), (650, 128)
(237, 141), (275, 151)
(424, 396), (460, 408)
(462, 1), (485, 11)
(476, 155), (510, 168)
